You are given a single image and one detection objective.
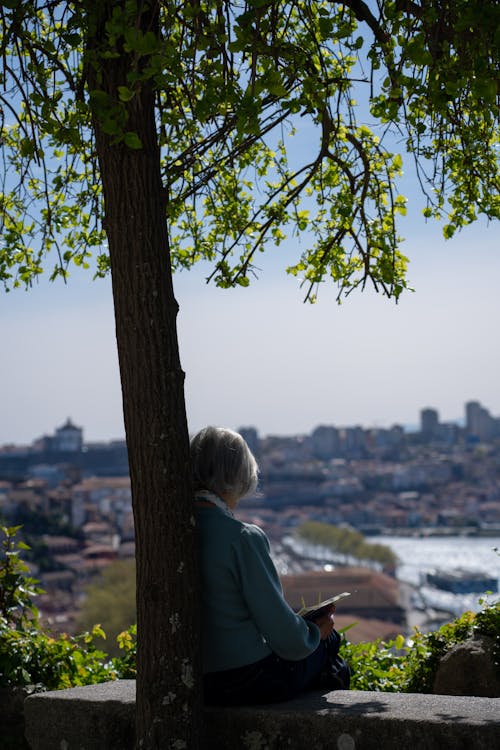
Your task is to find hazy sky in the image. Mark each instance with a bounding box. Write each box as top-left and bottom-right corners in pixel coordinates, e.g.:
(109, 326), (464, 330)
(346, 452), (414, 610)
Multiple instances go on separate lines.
(1, 195), (498, 446)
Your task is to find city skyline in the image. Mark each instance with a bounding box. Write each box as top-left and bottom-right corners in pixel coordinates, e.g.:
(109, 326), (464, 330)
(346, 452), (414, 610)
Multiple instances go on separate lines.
(1, 396), (498, 449)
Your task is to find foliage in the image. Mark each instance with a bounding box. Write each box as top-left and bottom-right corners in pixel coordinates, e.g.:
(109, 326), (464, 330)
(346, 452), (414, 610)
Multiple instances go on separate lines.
(0, 617), (137, 689)
(0, 620), (112, 689)
(0, 1), (498, 301)
(296, 520), (398, 567)
(340, 630), (407, 691)
(0, 526), (135, 690)
(0, 525), (43, 627)
(113, 623), (137, 679)
(342, 599), (500, 693)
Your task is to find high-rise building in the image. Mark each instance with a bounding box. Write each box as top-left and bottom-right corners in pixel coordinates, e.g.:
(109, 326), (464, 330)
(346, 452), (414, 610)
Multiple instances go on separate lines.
(311, 425), (340, 460)
(465, 401), (494, 441)
(420, 408), (439, 440)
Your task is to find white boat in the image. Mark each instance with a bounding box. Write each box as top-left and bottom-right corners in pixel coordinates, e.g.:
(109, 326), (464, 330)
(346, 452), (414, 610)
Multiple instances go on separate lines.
(425, 568), (498, 594)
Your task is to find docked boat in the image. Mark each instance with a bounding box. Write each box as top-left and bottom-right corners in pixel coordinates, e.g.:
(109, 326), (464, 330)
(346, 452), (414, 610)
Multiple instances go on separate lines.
(425, 568), (498, 594)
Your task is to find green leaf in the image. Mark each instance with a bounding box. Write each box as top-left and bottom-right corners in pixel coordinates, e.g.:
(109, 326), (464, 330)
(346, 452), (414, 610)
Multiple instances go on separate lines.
(318, 16), (334, 38)
(19, 138), (35, 158)
(392, 154), (403, 170)
(395, 634), (405, 650)
(117, 86), (135, 102)
(92, 624), (106, 640)
(123, 132), (142, 150)
(62, 33), (82, 46)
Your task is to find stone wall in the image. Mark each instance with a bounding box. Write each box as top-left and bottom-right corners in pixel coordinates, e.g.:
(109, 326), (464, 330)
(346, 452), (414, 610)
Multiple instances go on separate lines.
(23, 681), (500, 750)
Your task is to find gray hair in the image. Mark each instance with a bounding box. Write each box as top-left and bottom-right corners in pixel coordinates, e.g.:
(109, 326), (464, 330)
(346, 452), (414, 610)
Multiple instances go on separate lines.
(190, 426), (259, 501)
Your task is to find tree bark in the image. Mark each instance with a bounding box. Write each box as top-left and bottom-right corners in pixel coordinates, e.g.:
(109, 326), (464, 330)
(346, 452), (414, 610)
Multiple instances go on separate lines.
(84, 2), (202, 747)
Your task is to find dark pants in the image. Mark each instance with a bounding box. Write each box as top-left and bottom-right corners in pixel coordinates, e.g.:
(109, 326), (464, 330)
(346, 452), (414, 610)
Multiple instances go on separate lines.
(204, 630), (350, 706)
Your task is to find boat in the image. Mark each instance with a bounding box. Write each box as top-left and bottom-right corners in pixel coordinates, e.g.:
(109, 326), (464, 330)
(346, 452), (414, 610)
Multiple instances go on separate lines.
(425, 568), (498, 594)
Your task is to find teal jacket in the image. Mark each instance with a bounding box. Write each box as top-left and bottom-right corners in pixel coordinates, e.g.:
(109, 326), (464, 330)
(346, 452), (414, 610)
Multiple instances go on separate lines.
(196, 505), (320, 673)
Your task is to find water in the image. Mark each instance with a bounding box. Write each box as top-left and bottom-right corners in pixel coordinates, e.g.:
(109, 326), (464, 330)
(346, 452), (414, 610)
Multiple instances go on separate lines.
(376, 535), (500, 586)
(377, 535), (500, 615)
(281, 533), (500, 617)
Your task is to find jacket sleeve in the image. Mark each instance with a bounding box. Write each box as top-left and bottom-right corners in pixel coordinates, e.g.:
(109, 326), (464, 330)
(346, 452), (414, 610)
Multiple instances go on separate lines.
(232, 523), (320, 660)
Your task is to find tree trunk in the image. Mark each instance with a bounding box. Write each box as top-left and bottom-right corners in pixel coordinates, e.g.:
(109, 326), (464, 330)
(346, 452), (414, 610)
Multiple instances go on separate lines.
(84, 2), (202, 747)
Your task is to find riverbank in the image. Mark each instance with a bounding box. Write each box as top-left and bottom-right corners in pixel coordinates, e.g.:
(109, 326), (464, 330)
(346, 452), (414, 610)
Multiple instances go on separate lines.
(367, 526), (500, 538)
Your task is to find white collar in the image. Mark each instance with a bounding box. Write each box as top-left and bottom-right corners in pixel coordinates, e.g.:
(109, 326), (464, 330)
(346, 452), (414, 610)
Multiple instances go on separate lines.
(195, 490), (235, 518)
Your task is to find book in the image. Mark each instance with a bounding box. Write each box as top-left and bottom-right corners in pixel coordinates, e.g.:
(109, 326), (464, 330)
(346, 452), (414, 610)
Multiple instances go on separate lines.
(297, 591), (351, 620)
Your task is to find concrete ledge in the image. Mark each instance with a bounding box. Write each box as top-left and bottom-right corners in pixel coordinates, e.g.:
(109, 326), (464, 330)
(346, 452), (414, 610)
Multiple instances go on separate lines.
(25, 681), (136, 750)
(24, 680), (500, 750)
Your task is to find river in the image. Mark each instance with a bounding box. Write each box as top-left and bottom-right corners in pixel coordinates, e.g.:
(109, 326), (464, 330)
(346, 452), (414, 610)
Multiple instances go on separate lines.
(376, 534), (500, 616)
(281, 533), (500, 619)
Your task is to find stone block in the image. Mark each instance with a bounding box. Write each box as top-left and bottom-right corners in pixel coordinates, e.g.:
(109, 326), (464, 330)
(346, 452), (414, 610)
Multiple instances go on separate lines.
(433, 635), (500, 697)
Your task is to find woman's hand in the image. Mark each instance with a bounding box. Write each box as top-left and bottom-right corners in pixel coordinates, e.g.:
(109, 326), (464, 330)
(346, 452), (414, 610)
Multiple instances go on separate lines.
(312, 605), (335, 640)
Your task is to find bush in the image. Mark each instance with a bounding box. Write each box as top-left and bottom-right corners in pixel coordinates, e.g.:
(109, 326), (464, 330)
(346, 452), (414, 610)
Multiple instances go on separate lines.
(0, 525), (43, 627)
(0, 525), (136, 691)
(340, 630), (407, 691)
(341, 598), (500, 693)
(0, 620), (114, 689)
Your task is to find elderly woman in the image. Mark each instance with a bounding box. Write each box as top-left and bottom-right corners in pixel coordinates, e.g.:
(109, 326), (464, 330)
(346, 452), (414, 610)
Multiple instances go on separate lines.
(192, 426), (349, 705)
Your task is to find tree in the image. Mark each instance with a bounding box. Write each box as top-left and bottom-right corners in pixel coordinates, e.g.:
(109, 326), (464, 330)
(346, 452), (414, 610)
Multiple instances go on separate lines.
(76, 559), (136, 656)
(0, 1), (498, 747)
(296, 521), (398, 568)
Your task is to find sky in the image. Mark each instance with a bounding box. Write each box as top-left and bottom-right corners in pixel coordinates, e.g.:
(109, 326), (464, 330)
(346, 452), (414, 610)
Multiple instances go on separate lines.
(1, 194), (498, 446)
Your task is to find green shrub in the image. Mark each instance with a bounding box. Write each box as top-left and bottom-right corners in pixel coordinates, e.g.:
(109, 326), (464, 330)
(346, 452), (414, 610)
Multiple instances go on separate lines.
(0, 525), (135, 691)
(0, 525), (43, 628)
(113, 624), (137, 679)
(340, 630), (407, 691)
(0, 620), (115, 689)
(341, 599), (500, 693)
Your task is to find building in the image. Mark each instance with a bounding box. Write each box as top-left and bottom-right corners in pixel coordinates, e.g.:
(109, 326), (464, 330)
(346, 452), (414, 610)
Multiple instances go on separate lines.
(53, 419), (83, 452)
(465, 401), (495, 442)
(421, 408), (439, 440)
(281, 567), (406, 628)
(311, 426), (341, 461)
(33, 418), (84, 454)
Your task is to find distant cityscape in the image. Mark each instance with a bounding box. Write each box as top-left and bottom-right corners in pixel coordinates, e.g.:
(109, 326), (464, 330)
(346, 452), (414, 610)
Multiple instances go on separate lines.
(1, 400), (499, 641)
(2, 398), (500, 458)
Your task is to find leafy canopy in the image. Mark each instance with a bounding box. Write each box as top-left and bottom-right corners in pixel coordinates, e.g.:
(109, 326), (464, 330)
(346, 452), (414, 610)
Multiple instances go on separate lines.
(0, 0), (498, 300)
